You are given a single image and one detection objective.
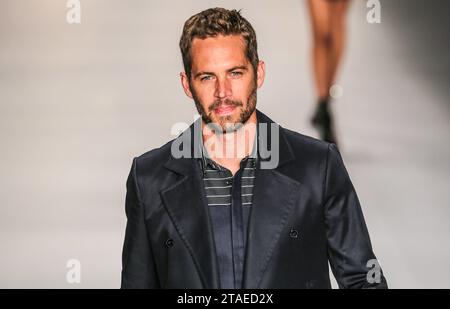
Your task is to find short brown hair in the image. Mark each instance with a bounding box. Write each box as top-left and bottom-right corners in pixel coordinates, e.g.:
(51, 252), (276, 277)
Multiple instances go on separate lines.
(179, 7), (259, 79)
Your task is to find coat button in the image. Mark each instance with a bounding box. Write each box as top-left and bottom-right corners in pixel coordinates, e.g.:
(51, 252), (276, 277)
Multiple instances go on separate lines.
(165, 238), (174, 248)
(289, 229), (299, 239)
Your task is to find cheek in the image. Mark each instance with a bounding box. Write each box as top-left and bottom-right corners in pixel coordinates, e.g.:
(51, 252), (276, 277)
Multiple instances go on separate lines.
(231, 79), (254, 100)
(193, 83), (215, 102)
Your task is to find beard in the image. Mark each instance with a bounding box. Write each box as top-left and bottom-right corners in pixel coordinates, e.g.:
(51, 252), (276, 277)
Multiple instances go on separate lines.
(191, 81), (257, 134)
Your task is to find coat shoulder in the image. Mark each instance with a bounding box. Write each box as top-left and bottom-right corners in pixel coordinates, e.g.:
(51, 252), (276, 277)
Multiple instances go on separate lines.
(281, 127), (331, 162)
(132, 139), (175, 177)
(136, 139), (173, 163)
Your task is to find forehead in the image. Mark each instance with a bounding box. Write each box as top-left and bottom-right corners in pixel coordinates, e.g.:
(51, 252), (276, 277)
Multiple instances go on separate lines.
(190, 35), (249, 71)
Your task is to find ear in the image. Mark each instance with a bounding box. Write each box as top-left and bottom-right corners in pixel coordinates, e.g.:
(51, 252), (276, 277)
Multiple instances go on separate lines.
(180, 72), (193, 99)
(256, 60), (266, 89)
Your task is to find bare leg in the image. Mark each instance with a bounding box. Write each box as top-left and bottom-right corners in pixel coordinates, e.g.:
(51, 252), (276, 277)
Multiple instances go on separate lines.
(308, 0), (337, 143)
(308, 0), (332, 101)
(308, 0), (350, 144)
(328, 0), (350, 89)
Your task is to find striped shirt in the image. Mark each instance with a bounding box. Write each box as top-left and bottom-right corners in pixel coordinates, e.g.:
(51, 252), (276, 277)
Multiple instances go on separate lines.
(199, 137), (257, 289)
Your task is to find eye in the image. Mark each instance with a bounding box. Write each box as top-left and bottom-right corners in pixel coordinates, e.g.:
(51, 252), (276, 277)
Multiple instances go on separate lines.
(230, 71), (243, 77)
(200, 75), (213, 81)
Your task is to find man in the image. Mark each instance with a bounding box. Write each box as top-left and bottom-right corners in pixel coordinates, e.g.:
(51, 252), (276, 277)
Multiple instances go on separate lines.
(121, 7), (387, 289)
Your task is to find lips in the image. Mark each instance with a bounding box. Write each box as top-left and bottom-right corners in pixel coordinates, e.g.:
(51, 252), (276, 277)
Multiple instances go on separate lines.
(214, 105), (236, 116)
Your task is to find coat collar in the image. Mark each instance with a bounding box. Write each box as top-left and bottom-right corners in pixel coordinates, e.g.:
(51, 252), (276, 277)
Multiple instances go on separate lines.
(161, 109), (304, 288)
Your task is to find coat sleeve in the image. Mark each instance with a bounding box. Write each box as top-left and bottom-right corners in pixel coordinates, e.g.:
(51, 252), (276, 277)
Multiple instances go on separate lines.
(323, 143), (388, 289)
(121, 158), (160, 288)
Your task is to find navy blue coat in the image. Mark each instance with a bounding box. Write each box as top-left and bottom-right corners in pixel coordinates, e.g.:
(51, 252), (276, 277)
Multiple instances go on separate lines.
(121, 110), (387, 289)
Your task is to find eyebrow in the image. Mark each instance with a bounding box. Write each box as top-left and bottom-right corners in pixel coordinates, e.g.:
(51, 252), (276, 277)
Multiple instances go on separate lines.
(227, 65), (248, 72)
(193, 65), (249, 79)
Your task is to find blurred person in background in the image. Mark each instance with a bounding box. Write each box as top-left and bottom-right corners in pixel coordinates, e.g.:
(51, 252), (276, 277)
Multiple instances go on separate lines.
(308, 0), (351, 145)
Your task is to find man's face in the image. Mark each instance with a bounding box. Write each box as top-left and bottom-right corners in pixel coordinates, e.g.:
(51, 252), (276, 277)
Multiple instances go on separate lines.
(181, 35), (265, 133)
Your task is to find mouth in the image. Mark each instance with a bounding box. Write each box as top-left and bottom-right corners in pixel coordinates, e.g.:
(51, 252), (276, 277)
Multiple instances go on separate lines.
(213, 105), (237, 116)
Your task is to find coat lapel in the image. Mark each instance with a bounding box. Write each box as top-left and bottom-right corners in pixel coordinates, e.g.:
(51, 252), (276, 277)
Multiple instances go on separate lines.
(160, 120), (220, 289)
(242, 110), (304, 288)
(242, 168), (303, 288)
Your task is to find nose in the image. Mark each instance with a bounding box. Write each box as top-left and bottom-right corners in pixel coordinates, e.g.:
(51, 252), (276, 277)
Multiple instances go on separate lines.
(214, 77), (232, 99)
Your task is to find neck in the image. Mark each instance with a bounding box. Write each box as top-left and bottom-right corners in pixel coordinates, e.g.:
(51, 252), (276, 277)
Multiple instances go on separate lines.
(202, 111), (257, 173)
